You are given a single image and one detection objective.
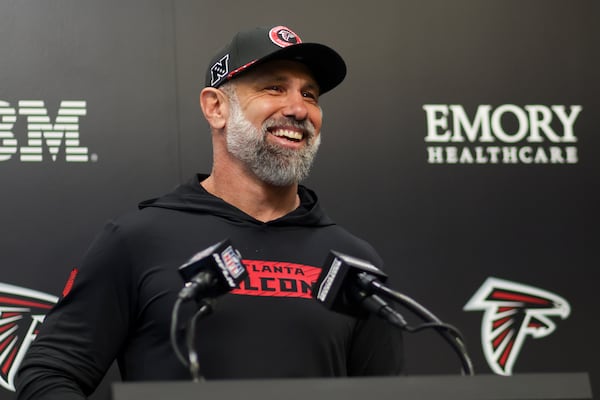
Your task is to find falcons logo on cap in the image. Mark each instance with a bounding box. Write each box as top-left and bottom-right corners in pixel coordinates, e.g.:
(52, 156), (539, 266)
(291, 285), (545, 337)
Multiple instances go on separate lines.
(464, 277), (570, 376)
(0, 282), (57, 391)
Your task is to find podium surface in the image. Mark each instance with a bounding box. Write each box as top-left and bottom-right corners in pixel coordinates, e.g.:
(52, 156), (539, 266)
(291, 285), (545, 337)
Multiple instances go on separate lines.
(112, 372), (592, 400)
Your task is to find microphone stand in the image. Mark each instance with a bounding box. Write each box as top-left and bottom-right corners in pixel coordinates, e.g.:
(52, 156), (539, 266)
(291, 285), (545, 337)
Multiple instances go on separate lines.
(186, 300), (213, 382)
(357, 273), (475, 376)
(170, 296), (214, 381)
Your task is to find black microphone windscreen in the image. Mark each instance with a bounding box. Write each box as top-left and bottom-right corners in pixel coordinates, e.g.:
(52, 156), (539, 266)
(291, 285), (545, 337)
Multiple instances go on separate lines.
(313, 250), (388, 317)
(178, 239), (247, 298)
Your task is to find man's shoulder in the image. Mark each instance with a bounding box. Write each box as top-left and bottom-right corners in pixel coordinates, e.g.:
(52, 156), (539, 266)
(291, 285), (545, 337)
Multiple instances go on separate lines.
(99, 205), (180, 239)
(314, 223), (383, 266)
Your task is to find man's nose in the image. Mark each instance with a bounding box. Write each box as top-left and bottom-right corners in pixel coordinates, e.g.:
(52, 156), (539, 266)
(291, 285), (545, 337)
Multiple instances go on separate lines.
(281, 91), (309, 121)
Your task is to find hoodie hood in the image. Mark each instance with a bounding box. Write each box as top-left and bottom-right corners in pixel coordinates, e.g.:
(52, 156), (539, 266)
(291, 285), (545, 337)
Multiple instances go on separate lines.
(138, 174), (335, 227)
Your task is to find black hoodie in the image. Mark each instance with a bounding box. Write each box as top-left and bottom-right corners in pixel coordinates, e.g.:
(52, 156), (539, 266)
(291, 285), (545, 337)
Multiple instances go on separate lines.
(16, 175), (403, 400)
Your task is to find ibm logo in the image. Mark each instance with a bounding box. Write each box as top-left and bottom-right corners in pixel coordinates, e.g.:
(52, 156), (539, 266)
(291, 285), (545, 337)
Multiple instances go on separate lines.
(0, 100), (94, 162)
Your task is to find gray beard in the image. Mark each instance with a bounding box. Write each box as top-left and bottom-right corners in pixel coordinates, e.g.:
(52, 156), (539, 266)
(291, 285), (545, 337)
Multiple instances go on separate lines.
(225, 93), (321, 187)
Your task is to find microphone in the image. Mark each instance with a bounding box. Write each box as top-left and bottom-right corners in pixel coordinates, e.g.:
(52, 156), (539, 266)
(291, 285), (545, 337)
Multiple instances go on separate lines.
(177, 239), (247, 302)
(314, 250), (475, 376)
(313, 251), (405, 325)
(171, 239), (247, 381)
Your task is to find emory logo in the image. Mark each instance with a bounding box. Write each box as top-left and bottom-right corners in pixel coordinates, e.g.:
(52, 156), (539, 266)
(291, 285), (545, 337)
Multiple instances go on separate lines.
(464, 277), (570, 375)
(0, 100), (95, 163)
(0, 283), (58, 391)
(232, 260), (320, 299)
(424, 104), (581, 165)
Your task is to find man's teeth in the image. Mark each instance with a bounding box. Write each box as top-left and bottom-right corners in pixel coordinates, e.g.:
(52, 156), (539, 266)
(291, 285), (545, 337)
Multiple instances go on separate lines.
(271, 129), (303, 140)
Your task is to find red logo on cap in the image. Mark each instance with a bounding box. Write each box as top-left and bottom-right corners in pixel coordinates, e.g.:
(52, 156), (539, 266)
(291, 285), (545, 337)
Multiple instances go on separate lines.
(269, 26), (302, 48)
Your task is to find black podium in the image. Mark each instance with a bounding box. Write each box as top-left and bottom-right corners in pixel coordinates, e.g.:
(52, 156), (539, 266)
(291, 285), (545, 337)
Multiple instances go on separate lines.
(112, 373), (592, 400)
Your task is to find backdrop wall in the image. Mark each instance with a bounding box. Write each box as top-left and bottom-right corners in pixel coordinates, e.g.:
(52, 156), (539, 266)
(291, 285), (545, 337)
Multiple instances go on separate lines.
(1, 1), (597, 399)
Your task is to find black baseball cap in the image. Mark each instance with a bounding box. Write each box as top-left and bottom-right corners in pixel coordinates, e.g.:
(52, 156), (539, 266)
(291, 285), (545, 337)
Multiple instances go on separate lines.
(205, 25), (346, 95)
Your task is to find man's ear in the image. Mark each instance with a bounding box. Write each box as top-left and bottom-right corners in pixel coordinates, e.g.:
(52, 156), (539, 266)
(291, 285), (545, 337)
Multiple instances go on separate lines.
(200, 87), (229, 130)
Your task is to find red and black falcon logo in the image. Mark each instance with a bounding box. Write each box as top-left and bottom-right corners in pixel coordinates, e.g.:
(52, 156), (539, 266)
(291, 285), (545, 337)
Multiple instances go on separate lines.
(0, 283), (58, 391)
(268, 26), (302, 48)
(464, 277), (570, 375)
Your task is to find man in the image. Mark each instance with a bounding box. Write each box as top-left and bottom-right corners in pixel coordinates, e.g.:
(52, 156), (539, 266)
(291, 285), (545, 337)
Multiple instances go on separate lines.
(16, 25), (402, 400)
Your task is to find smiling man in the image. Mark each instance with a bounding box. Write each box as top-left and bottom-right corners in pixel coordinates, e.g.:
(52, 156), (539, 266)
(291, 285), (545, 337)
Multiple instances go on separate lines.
(199, 26), (343, 222)
(16, 25), (402, 400)
(200, 59), (323, 221)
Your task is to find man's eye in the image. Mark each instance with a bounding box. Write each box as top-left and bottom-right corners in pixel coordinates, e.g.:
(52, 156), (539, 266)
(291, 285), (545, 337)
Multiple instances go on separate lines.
(266, 86), (282, 92)
(303, 91), (318, 100)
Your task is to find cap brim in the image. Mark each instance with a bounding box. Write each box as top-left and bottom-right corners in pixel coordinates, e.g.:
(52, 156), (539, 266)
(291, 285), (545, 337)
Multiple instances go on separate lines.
(251, 43), (347, 95)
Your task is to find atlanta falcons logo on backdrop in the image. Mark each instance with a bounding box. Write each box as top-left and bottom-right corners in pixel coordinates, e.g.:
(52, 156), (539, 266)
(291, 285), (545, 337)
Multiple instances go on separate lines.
(0, 283), (58, 391)
(464, 277), (570, 376)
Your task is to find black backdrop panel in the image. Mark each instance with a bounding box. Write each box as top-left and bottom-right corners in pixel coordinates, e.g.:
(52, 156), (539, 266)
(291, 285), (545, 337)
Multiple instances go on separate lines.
(0, 1), (598, 399)
(0, 1), (179, 289)
(0, 2), (179, 398)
